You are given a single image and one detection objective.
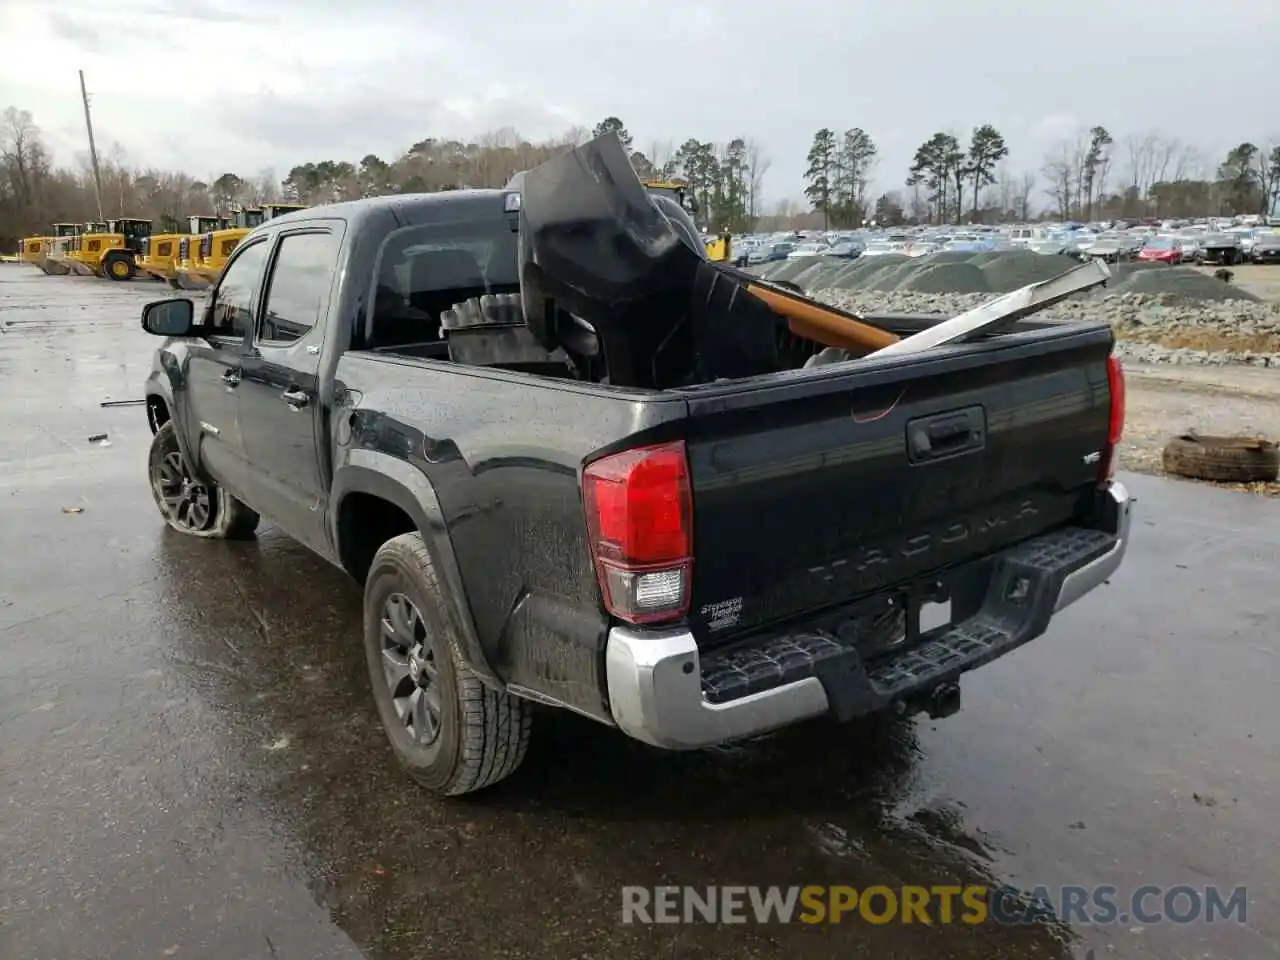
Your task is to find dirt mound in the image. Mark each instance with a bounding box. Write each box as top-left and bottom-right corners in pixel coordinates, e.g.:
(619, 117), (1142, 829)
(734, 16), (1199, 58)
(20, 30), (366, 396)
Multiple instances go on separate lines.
(979, 251), (1080, 292)
(1112, 266), (1262, 302)
(899, 261), (991, 294)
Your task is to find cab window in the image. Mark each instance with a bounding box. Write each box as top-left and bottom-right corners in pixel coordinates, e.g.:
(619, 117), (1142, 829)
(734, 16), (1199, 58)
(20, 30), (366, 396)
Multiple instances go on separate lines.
(258, 232), (341, 345)
(208, 240), (270, 338)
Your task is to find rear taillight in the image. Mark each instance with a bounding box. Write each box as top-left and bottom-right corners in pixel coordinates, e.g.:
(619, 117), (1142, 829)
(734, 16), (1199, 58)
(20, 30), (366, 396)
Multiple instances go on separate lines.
(1099, 354), (1125, 485)
(583, 440), (693, 625)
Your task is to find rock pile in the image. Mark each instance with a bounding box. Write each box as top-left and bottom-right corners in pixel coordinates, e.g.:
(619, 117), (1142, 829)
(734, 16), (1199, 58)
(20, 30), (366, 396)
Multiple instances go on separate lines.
(810, 288), (1280, 368)
(759, 249), (1262, 301)
(754, 248), (1278, 368)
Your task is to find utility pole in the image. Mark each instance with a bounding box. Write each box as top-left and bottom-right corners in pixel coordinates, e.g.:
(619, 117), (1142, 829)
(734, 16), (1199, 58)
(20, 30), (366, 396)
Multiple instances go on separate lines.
(79, 69), (105, 223)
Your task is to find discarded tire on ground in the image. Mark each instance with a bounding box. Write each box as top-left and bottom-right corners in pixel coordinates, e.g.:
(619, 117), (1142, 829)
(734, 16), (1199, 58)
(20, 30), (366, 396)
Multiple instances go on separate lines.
(1161, 434), (1280, 483)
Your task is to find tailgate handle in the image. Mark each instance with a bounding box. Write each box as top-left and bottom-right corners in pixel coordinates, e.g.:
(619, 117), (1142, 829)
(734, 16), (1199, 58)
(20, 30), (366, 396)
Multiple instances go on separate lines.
(908, 406), (985, 463)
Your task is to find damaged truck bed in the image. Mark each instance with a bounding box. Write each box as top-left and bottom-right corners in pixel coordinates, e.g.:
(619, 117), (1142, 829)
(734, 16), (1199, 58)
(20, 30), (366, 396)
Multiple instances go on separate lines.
(138, 132), (1133, 796)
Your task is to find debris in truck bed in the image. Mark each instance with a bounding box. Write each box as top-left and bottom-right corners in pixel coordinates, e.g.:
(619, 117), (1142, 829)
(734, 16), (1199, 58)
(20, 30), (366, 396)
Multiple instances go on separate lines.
(514, 132), (902, 388)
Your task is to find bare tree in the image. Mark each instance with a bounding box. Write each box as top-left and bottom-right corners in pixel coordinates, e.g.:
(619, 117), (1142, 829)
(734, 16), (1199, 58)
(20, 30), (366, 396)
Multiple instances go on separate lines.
(1095, 145), (1114, 209)
(1170, 142), (1201, 183)
(994, 162), (1014, 218)
(906, 181), (929, 223)
(1256, 136), (1280, 216)
(648, 139), (675, 177)
(1041, 140), (1076, 219)
(1067, 131), (1091, 218)
(1017, 170), (1037, 222)
(1122, 132), (1181, 216)
(1, 107), (39, 205)
(744, 139), (771, 224)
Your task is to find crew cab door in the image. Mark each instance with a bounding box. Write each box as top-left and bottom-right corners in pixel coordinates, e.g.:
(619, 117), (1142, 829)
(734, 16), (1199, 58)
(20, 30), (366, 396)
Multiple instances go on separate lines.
(237, 226), (343, 555)
(183, 238), (271, 499)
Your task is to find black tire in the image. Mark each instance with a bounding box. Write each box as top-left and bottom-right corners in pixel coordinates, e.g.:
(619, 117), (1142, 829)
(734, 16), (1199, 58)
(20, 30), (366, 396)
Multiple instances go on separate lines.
(103, 251), (136, 282)
(363, 532), (531, 796)
(1162, 434), (1279, 484)
(148, 421), (260, 538)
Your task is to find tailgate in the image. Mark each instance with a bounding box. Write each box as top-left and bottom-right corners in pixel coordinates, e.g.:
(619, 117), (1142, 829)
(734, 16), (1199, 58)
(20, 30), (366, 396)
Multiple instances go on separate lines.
(682, 326), (1115, 640)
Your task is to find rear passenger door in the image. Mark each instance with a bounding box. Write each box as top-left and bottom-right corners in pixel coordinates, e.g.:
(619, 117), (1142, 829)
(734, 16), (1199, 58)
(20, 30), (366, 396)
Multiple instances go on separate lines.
(237, 226), (343, 554)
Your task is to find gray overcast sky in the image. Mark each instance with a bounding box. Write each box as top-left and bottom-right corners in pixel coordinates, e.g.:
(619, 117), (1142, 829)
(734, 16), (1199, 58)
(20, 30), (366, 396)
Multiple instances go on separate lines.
(2, 0), (1276, 205)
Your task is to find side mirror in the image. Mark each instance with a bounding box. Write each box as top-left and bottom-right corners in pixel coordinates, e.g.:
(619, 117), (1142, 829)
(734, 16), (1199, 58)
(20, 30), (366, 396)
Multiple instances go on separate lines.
(141, 298), (195, 337)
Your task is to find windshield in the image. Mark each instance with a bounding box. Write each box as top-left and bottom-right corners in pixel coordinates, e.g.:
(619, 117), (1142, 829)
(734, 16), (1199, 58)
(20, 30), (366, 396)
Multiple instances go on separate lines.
(1143, 237), (1174, 249)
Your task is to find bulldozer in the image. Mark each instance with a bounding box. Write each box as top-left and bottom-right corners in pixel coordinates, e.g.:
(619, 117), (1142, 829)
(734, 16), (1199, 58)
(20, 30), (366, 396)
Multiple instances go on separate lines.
(173, 202), (309, 290)
(65, 219), (153, 280)
(641, 179), (732, 263)
(40, 223), (84, 275)
(138, 216), (226, 283)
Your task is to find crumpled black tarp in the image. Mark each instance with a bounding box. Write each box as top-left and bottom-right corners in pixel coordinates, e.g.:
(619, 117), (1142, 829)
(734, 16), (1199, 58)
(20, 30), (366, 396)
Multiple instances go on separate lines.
(515, 132), (781, 388)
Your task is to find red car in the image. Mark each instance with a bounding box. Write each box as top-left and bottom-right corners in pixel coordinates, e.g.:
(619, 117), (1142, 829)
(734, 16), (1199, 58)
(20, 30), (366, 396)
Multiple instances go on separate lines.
(1135, 237), (1182, 264)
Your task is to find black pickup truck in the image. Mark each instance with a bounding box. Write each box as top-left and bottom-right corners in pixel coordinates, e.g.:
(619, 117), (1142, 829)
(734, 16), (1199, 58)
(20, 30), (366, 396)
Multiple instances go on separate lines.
(140, 170), (1132, 796)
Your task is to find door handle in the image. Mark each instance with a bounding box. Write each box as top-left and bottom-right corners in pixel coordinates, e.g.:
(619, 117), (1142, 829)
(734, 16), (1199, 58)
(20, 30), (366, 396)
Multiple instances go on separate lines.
(220, 370), (241, 388)
(281, 387), (309, 409)
(907, 405), (985, 463)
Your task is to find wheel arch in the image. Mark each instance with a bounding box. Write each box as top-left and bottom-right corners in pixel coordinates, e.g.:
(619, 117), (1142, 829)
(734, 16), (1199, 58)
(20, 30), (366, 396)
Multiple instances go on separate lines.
(331, 456), (501, 688)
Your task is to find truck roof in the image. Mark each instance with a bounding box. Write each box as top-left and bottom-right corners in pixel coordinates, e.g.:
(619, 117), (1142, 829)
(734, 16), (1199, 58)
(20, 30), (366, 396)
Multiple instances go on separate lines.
(264, 189), (513, 229)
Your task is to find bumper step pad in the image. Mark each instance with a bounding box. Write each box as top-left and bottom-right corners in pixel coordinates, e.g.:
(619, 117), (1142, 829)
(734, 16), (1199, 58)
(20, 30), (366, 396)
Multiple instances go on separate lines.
(698, 525), (1117, 718)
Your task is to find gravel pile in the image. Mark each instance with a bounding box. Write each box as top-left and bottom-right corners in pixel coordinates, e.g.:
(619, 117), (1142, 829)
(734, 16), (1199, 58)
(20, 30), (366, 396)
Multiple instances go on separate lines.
(1111, 341), (1280, 367)
(1114, 266), (1263, 302)
(978, 251), (1078, 291)
(811, 288), (1280, 368)
(752, 249), (1276, 367)
(768, 249), (1258, 301)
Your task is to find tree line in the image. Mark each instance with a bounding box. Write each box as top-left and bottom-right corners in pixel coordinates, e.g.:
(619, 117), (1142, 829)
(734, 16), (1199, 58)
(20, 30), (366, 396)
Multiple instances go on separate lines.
(0, 108), (769, 248)
(801, 123), (1280, 229)
(5, 100), (1280, 250)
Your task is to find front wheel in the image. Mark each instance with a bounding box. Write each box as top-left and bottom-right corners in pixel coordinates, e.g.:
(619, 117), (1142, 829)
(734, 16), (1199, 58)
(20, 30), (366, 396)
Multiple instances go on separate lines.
(103, 251), (136, 282)
(363, 532), (531, 796)
(148, 421), (259, 538)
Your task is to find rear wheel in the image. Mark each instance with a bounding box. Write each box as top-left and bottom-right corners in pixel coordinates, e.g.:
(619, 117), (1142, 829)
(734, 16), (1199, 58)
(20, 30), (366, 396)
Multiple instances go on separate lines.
(104, 251), (136, 282)
(363, 532), (531, 796)
(148, 422), (259, 538)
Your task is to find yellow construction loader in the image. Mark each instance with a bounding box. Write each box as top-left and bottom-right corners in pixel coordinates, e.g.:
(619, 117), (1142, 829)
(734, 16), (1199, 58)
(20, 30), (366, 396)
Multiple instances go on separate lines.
(18, 235), (53, 266)
(641, 179), (732, 263)
(40, 223), (84, 275)
(139, 216), (226, 283)
(173, 203), (308, 289)
(63, 219), (153, 280)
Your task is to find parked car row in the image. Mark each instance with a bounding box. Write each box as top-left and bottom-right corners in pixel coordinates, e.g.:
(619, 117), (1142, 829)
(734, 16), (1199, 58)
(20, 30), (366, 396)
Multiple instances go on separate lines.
(733, 218), (1280, 269)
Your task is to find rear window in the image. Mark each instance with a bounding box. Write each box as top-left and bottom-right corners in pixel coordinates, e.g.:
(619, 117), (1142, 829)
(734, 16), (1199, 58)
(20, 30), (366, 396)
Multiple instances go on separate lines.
(364, 216), (520, 350)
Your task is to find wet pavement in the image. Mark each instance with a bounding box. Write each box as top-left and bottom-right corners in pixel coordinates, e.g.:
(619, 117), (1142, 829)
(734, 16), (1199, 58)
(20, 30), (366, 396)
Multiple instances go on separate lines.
(1, 267), (1277, 960)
